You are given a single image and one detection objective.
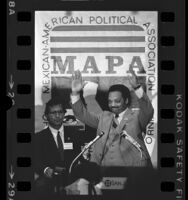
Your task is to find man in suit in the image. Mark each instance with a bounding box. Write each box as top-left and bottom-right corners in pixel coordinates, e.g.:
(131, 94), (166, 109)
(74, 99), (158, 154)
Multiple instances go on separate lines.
(34, 97), (70, 199)
(69, 69), (154, 194)
(70, 69), (154, 167)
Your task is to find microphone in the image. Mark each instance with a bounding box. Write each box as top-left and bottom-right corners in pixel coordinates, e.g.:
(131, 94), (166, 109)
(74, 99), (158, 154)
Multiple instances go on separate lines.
(83, 131), (105, 152)
(121, 130), (141, 148)
(120, 130), (143, 158)
(69, 131), (105, 174)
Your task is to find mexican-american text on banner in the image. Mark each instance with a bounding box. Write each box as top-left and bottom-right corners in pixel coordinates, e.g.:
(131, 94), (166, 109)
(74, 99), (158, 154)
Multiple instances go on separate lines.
(35, 11), (158, 167)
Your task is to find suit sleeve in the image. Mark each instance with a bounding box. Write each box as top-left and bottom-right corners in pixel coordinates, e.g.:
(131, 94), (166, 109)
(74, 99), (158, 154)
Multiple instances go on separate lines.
(33, 134), (48, 175)
(136, 88), (154, 132)
(71, 98), (100, 129)
(89, 145), (101, 165)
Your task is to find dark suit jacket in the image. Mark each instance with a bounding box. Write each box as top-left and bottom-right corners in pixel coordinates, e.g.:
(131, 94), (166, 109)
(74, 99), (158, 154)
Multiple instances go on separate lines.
(72, 90), (154, 167)
(34, 127), (67, 176)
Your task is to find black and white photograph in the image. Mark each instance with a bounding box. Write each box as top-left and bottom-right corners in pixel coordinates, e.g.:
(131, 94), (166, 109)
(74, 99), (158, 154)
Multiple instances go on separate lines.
(33, 11), (158, 198)
(6, 0), (186, 200)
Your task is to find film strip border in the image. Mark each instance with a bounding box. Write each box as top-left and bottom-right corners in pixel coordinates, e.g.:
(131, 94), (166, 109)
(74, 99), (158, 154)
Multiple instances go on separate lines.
(6, 8), (185, 200)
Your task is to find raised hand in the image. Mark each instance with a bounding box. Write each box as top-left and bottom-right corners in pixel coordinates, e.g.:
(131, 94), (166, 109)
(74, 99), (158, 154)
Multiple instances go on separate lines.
(71, 70), (86, 95)
(128, 68), (140, 89)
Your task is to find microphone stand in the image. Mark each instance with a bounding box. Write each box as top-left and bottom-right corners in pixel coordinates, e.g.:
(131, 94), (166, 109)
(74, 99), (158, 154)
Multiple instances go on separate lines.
(68, 145), (88, 174)
(69, 131), (104, 174)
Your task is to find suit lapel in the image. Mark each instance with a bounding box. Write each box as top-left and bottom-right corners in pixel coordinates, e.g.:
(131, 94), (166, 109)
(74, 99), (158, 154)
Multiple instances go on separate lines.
(98, 113), (114, 164)
(101, 114), (114, 144)
(46, 127), (59, 152)
(116, 108), (133, 133)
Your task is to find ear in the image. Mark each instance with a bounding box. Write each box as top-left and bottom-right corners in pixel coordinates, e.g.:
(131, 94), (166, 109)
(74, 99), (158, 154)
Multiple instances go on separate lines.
(42, 114), (48, 121)
(125, 98), (128, 105)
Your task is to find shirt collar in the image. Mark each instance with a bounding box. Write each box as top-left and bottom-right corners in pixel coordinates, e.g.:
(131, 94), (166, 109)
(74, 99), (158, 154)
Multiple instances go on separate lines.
(49, 124), (64, 136)
(114, 108), (128, 119)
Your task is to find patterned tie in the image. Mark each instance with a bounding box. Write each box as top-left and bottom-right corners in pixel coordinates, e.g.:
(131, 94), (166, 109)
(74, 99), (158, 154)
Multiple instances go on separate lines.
(57, 131), (64, 161)
(113, 114), (119, 128)
(115, 114), (119, 124)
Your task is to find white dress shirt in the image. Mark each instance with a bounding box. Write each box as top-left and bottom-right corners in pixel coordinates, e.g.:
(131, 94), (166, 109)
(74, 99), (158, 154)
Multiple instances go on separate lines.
(44, 124), (64, 174)
(49, 124), (65, 147)
(114, 108), (128, 124)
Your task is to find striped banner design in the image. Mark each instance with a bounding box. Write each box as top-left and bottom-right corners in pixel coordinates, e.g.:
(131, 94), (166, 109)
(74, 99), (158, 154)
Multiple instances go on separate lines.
(52, 25), (144, 31)
(50, 47), (145, 53)
(50, 25), (145, 54)
(50, 36), (145, 43)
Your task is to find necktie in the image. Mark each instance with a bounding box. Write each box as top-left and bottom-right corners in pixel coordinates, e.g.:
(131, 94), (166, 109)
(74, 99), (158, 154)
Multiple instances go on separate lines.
(115, 114), (119, 119)
(57, 131), (64, 161)
(115, 114), (119, 124)
(113, 114), (119, 128)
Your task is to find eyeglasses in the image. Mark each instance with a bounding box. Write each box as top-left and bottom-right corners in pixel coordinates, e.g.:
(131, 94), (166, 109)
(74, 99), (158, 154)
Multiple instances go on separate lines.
(48, 111), (64, 115)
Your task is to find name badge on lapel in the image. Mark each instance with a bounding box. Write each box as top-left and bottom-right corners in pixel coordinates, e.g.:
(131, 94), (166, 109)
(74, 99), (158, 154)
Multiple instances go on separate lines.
(64, 142), (73, 150)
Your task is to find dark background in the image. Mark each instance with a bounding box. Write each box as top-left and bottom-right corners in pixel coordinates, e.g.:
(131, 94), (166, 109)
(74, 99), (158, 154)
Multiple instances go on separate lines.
(6, 0), (185, 200)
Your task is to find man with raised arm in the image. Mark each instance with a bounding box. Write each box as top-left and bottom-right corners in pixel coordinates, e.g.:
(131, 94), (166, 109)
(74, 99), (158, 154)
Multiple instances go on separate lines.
(70, 69), (154, 167)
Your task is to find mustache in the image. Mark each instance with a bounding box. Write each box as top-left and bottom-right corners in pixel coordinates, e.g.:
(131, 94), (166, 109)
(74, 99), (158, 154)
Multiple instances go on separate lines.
(110, 107), (119, 109)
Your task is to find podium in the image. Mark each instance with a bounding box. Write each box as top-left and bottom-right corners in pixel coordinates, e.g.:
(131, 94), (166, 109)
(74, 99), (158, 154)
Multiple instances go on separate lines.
(100, 166), (158, 198)
(99, 166), (129, 196)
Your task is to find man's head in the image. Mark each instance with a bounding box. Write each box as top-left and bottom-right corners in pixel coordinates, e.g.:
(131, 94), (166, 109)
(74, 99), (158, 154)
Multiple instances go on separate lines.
(44, 98), (66, 130)
(108, 84), (131, 115)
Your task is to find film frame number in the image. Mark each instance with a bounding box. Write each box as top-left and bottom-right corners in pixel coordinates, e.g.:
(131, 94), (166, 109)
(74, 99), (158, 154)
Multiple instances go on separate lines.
(8, 182), (15, 200)
(8, 1), (16, 16)
(8, 165), (15, 200)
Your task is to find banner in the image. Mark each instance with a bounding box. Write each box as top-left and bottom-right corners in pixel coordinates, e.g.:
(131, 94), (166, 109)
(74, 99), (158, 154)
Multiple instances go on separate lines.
(35, 11), (157, 167)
